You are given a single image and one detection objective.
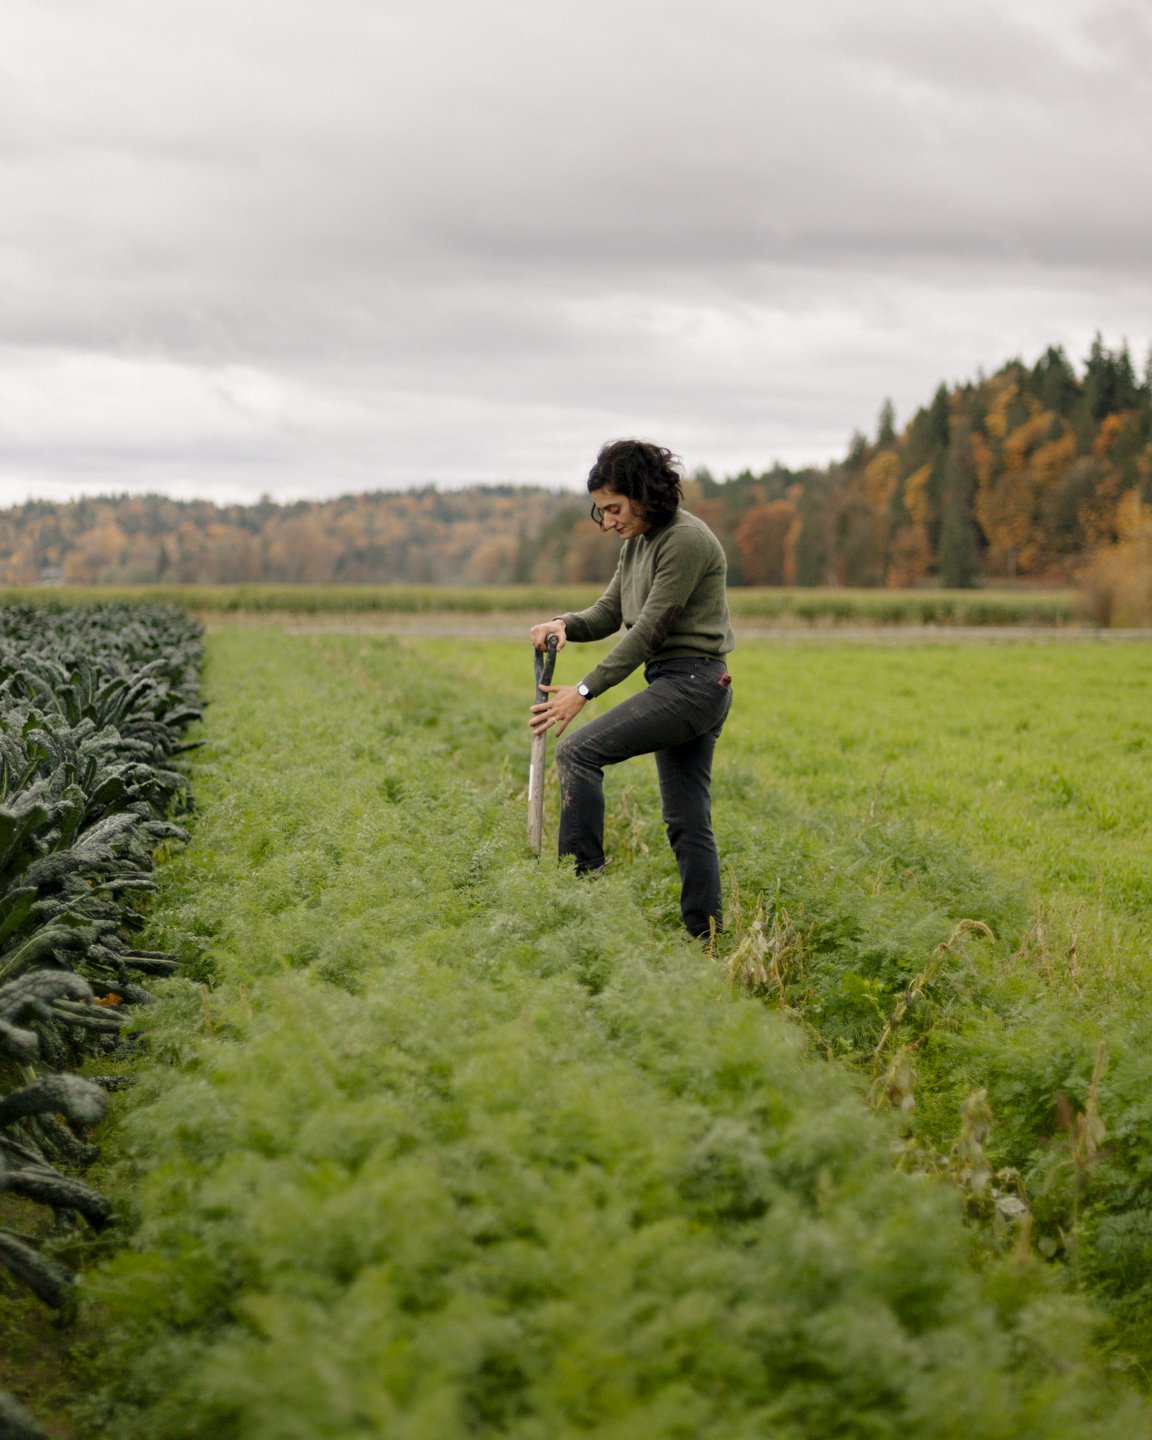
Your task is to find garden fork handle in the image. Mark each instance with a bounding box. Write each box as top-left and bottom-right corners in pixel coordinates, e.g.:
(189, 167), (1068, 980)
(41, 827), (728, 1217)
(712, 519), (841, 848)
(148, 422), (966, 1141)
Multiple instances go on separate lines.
(527, 634), (559, 854)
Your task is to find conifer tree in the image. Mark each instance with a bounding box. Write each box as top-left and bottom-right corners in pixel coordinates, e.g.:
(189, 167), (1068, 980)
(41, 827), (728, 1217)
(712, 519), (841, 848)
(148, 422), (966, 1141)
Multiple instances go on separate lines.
(791, 473), (833, 586)
(937, 418), (982, 587)
(1028, 345), (1079, 416)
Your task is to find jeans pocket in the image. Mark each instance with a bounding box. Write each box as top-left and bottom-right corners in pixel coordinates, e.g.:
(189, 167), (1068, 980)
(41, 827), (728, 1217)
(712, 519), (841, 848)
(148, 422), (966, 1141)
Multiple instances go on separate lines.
(665, 672), (730, 729)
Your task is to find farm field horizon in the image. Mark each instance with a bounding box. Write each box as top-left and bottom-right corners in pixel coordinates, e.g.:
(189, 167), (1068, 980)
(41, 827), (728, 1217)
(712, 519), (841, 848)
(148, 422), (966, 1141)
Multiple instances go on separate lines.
(0, 581), (1086, 630)
(7, 618), (1152, 1436)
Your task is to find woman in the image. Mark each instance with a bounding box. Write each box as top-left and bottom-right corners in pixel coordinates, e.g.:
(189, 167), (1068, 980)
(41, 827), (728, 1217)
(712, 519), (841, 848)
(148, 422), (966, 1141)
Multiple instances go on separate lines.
(530, 439), (735, 939)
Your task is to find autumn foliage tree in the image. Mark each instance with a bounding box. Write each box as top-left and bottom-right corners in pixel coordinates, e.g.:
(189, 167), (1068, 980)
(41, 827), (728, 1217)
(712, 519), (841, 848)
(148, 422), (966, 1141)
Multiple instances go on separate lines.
(1076, 491), (1152, 626)
(735, 499), (796, 585)
(3, 339), (1149, 591)
(804, 337), (1151, 589)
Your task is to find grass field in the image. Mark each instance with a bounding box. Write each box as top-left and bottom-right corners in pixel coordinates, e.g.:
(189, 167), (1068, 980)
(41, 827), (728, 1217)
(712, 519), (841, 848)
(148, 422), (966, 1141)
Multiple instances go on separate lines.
(42, 625), (1152, 1438)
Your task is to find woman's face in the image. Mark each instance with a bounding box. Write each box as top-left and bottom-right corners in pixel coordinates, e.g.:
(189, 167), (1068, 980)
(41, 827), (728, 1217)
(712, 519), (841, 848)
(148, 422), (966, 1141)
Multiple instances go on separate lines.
(589, 487), (651, 539)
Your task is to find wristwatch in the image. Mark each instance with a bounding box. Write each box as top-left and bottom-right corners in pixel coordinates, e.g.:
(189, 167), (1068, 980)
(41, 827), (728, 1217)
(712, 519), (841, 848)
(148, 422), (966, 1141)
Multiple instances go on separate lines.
(577, 682), (592, 699)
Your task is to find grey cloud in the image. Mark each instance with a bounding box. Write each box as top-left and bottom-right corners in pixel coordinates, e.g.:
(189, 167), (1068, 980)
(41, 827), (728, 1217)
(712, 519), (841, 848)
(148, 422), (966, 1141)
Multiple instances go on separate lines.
(1, 0), (1150, 502)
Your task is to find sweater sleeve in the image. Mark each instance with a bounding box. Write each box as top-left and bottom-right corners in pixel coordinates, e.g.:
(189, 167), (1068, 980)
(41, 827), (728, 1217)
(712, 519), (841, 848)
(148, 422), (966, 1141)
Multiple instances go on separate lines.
(555, 567), (623, 645)
(581, 529), (714, 696)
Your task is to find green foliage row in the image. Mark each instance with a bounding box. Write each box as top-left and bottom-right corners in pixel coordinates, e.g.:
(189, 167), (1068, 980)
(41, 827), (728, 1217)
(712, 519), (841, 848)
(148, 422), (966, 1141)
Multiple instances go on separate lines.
(716, 641), (1152, 1360)
(0, 604), (203, 1431)
(0, 585), (602, 616)
(475, 635), (1152, 1365)
(726, 587), (1076, 626)
(79, 629), (1147, 1438)
(0, 584), (1080, 626)
(439, 636), (1152, 1367)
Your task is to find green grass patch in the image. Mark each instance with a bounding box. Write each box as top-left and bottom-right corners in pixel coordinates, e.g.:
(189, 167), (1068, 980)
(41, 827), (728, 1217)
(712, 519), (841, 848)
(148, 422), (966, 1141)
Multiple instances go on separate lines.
(74, 630), (1146, 1438)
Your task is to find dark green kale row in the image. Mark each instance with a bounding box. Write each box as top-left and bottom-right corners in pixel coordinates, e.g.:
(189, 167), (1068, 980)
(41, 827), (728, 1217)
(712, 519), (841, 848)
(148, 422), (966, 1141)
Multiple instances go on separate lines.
(0, 604), (203, 1428)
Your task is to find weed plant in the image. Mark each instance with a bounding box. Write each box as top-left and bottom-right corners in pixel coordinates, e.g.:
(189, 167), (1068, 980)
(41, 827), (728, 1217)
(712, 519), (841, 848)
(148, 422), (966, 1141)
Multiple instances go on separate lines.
(78, 630), (1147, 1438)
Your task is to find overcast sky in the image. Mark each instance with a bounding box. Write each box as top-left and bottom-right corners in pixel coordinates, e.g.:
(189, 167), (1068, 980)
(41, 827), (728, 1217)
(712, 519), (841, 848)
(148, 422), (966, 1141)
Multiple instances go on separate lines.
(2, 0), (1150, 506)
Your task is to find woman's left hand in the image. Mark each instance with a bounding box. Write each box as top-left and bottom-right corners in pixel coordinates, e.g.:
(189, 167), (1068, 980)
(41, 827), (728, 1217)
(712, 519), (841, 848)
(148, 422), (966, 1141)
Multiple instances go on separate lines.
(530, 684), (587, 737)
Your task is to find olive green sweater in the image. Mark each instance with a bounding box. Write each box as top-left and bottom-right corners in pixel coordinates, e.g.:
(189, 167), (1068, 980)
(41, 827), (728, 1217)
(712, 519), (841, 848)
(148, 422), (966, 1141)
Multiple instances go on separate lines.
(557, 508), (735, 697)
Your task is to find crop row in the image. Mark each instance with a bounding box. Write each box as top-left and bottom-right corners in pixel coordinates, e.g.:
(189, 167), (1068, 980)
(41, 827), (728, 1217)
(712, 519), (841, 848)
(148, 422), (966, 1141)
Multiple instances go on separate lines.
(0, 583), (1081, 626)
(498, 633), (1152, 1364)
(0, 604), (202, 1437)
(75, 629), (1147, 1438)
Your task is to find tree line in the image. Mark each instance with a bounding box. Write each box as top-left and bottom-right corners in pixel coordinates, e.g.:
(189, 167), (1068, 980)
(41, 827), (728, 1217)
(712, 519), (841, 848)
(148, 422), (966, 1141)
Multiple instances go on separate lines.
(674, 334), (1150, 589)
(3, 337), (1150, 589)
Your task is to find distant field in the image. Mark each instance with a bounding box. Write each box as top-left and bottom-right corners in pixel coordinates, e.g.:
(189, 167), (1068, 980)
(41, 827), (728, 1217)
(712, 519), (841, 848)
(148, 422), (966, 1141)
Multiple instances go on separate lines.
(1, 582), (1081, 626)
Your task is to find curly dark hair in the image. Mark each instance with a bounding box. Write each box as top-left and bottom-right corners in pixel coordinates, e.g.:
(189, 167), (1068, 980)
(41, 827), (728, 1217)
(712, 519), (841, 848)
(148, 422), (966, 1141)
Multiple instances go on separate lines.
(587, 440), (683, 531)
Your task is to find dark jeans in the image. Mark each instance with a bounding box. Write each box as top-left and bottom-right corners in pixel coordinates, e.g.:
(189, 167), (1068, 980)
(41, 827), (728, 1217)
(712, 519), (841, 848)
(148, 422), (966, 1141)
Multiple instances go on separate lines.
(555, 655), (733, 938)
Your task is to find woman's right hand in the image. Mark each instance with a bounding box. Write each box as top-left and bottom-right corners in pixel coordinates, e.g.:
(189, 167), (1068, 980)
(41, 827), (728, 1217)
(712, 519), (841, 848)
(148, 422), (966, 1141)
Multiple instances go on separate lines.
(529, 619), (567, 652)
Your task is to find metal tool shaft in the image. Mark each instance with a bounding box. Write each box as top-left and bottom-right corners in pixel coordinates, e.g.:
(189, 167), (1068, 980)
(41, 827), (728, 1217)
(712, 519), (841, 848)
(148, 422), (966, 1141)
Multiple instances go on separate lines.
(527, 634), (559, 854)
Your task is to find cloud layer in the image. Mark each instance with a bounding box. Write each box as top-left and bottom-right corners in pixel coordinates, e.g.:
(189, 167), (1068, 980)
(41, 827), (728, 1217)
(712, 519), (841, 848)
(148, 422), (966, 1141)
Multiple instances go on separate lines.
(2, 0), (1150, 502)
